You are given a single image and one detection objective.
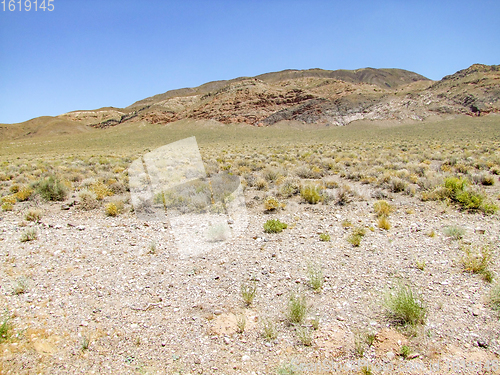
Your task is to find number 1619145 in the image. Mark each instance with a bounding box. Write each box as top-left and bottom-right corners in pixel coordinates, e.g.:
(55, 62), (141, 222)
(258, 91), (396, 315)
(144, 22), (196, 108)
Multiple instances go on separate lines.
(1, 0), (54, 11)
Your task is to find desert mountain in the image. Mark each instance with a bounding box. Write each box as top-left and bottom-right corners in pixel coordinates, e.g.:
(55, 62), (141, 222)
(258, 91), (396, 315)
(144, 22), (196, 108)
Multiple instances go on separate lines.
(1, 64), (499, 139)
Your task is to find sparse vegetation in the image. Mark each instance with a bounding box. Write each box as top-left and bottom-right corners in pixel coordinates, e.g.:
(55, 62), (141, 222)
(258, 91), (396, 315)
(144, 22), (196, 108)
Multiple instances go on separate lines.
(423, 176), (497, 214)
(287, 292), (307, 324)
(319, 232), (330, 242)
(489, 283), (500, 313)
(236, 314), (246, 333)
(415, 260), (426, 271)
(300, 183), (323, 204)
(306, 262), (324, 292)
(78, 189), (100, 210)
(241, 281), (257, 306)
(341, 219), (352, 228)
(0, 311), (13, 343)
(295, 326), (313, 346)
(35, 176), (68, 201)
(461, 244), (493, 282)
(148, 241), (157, 254)
(276, 362), (301, 375)
(400, 345), (412, 359)
(81, 335), (91, 351)
(443, 225), (465, 240)
(264, 219), (288, 233)
(348, 226), (366, 246)
(20, 228), (37, 242)
(264, 196), (284, 211)
(11, 276), (29, 295)
(377, 215), (391, 230)
(384, 282), (426, 327)
(105, 202), (123, 216)
(1, 202), (13, 211)
(25, 208), (42, 222)
(373, 200), (394, 217)
(261, 318), (278, 341)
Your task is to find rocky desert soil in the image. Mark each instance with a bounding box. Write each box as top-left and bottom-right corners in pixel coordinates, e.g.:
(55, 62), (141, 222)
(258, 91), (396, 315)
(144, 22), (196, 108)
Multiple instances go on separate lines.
(1, 174), (500, 374)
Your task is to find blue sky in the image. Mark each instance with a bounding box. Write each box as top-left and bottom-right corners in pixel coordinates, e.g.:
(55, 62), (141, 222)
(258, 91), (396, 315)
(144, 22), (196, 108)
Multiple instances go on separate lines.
(1, 0), (499, 124)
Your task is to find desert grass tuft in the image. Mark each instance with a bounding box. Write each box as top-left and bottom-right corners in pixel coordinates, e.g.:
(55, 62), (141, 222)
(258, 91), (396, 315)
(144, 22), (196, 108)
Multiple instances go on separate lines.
(20, 228), (37, 242)
(261, 318), (278, 341)
(287, 292), (307, 324)
(241, 281), (257, 306)
(461, 244), (493, 282)
(384, 282), (426, 327)
(306, 262), (324, 292)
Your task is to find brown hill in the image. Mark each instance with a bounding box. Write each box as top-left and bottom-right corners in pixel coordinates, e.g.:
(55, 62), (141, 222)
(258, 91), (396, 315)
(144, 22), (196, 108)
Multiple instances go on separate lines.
(2, 64), (499, 140)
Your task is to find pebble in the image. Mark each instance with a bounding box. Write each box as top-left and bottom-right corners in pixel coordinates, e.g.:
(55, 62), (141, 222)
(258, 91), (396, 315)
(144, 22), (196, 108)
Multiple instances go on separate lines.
(242, 355), (250, 361)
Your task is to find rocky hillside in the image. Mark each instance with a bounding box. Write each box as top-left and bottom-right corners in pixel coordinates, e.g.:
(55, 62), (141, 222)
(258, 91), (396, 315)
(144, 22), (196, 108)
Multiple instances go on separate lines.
(2, 64), (499, 138)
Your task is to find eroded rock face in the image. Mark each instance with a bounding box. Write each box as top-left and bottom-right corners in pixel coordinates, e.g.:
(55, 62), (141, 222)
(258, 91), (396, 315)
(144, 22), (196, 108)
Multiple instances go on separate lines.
(98, 64), (500, 128)
(10, 64), (499, 136)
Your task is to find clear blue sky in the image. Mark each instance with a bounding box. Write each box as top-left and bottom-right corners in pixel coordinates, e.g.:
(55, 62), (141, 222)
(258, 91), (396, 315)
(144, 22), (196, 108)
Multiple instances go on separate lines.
(1, 0), (499, 124)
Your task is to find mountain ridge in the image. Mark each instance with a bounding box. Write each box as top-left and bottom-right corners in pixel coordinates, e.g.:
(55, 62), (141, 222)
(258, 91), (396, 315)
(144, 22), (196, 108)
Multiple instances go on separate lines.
(1, 64), (499, 139)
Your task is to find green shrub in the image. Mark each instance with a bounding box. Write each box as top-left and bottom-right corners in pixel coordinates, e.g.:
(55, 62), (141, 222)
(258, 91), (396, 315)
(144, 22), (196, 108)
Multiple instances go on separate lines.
(319, 233), (330, 242)
(264, 219), (288, 233)
(440, 176), (497, 213)
(300, 184), (323, 204)
(384, 283), (426, 327)
(35, 176), (68, 201)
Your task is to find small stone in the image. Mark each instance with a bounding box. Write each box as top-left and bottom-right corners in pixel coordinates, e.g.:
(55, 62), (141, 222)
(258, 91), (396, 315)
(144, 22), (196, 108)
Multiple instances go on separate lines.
(336, 315), (345, 321)
(76, 225), (85, 231)
(472, 308), (480, 316)
(214, 310), (223, 316)
(161, 341), (166, 347)
(80, 321), (89, 327)
(475, 227), (486, 235)
(242, 355), (250, 361)
(386, 351), (395, 361)
(477, 340), (488, 348)
(61, 204), (70, 210)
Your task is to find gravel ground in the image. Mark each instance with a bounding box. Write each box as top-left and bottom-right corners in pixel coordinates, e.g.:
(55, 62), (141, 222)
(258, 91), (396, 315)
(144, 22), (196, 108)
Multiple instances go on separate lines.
(1, 178), (500, 374)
